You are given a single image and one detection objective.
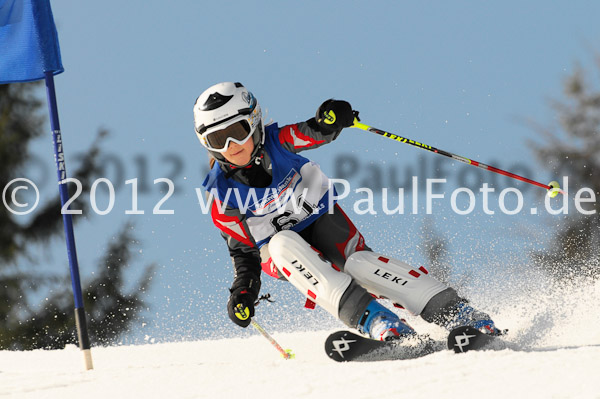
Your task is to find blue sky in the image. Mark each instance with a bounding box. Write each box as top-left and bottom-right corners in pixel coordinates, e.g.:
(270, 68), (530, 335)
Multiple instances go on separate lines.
(20, 1), (600, 342)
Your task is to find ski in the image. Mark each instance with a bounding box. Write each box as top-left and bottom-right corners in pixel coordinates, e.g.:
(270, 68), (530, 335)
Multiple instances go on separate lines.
(447, 326), (507, 353)
(324, 330), (442, 362)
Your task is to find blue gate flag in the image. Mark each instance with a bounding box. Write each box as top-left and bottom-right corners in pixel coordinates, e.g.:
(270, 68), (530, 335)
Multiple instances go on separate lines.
(0, 0), (63, 84)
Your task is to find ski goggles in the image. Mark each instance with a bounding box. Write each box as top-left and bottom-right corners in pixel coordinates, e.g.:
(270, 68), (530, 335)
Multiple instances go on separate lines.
(202, 120), (254, 152)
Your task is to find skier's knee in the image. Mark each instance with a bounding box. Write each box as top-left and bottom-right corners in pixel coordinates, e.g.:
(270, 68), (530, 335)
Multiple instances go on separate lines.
(259, 243), (287, 280)
(268, 230), (353, 319)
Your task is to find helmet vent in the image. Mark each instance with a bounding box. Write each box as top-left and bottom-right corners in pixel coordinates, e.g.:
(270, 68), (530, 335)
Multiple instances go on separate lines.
(201, 92), (233, 111)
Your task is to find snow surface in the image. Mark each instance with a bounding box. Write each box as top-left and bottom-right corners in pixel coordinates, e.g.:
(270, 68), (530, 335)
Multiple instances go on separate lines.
(2, 280), (599, 399)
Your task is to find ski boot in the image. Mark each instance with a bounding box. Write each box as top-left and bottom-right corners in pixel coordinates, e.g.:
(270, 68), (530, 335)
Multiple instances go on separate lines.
(446, 302), (504, 336)
(358, 300), (416, 341)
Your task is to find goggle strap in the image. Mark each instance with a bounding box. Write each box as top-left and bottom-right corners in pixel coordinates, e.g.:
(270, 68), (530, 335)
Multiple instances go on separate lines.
(196, 105), (255, 135)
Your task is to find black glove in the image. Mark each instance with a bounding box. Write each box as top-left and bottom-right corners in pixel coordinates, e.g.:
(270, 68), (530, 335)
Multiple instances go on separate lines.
(227, 276), (260, 328)
(316, 99), (359, 132)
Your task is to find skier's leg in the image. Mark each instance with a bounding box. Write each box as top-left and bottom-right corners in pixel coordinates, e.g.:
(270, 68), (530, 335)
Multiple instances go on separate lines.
(297, 206), (414, 339)
(267, 230), (414, 341)
(299, 205), (500, 334)
(344, 251), (502, 334)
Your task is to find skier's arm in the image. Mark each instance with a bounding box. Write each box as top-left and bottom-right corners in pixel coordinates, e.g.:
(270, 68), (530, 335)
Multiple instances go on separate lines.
(278, 99), (357, 153)
(209, 199), (261, 327)
(225, 234), (262, 296)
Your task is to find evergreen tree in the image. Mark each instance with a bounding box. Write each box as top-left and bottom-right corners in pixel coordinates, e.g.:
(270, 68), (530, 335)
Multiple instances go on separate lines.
(420, 217), (451, 285)
(0, 82), (154, 349)
(529, 63), (600, 281)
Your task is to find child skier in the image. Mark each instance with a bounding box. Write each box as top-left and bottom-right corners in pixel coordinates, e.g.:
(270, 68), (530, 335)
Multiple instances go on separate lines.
(195, 82), (501, 341)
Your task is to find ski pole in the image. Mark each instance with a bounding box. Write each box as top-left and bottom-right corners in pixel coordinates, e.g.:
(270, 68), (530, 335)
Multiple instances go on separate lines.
(236, 304), (294, 360)
(352, 118), (564, 197)
(250, 319), (295, 360)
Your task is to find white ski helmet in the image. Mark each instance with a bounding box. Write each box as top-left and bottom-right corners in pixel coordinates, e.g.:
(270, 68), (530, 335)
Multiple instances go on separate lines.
(193, 82), (265, 167)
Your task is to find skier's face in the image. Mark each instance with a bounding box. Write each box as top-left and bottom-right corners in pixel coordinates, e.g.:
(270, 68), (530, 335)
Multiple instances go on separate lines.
(222, 138), (255, 166)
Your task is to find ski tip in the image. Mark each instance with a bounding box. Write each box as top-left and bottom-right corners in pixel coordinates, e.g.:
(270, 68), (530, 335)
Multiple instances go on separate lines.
(325, 331), (354, 362)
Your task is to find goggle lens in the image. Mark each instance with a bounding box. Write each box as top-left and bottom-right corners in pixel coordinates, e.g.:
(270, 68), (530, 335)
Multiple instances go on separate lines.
(205, 120), (251, 150)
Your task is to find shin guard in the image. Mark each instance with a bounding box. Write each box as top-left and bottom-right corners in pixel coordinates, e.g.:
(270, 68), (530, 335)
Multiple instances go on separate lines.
(268, 230), (354, 320)
(345, 251), (447, 316)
